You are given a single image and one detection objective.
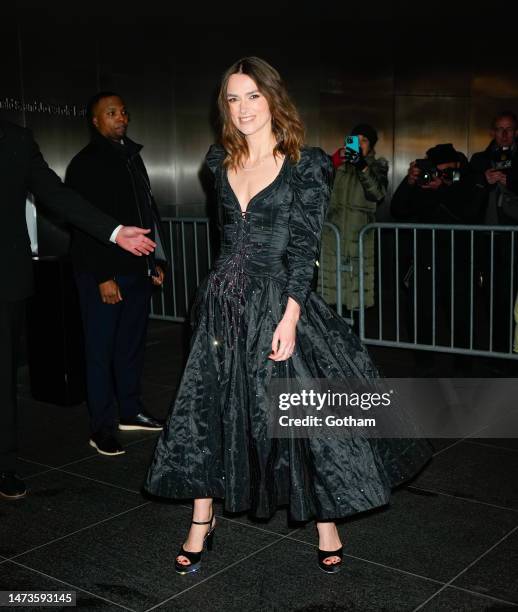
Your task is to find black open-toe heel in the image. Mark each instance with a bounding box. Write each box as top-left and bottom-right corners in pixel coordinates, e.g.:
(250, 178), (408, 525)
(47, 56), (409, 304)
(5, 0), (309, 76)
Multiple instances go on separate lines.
(175, 510), (216, 575)
(317, 547), (343, 574)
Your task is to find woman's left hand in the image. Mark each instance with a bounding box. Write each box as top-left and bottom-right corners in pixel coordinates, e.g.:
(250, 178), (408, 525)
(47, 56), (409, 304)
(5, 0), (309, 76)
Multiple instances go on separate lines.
(269, 317), (297, 361)
(269, 298), (300, 361)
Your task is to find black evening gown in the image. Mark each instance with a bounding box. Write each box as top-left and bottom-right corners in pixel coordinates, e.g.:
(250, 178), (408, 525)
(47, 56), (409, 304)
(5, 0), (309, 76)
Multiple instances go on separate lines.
(144, 145), (432, 521)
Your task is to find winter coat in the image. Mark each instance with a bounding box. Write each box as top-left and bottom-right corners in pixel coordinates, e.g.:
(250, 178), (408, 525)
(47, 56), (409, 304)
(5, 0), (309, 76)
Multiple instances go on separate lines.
(320, 154), (388, 309)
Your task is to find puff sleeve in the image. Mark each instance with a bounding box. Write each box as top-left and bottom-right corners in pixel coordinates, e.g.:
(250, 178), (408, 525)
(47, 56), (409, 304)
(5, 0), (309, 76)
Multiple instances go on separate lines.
(205, 144), (226, 175)
(282, 147), (333, 315)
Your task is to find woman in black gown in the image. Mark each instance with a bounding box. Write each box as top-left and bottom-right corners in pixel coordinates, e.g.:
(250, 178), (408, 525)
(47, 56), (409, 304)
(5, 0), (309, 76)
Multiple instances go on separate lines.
(145, 56), (432, 574)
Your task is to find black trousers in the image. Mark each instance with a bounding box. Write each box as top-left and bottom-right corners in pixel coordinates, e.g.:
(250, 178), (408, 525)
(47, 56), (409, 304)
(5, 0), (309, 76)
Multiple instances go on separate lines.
(476, 232), (518, 354)
(406, 232), (472, 350)
(0, 300), (25, 472)
(75, 272), (152, 435)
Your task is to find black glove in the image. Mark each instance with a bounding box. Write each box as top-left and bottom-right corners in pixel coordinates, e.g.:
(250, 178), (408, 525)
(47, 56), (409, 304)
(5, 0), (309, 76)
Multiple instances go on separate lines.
(344, 147), (367, 171)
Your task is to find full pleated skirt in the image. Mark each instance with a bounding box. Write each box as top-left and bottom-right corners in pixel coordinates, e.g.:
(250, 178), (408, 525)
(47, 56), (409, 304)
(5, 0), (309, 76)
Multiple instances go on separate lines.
(144, 273), (432, 521)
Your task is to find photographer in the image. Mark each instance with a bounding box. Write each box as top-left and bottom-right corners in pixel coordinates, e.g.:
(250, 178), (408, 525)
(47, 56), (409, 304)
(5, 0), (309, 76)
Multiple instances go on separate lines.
(468, 111), (518, 356)
(391, 144), (473, 224)
(321, 124), (388, 312)
(469, 110), (518, 225)
(391, 144), (473, 371)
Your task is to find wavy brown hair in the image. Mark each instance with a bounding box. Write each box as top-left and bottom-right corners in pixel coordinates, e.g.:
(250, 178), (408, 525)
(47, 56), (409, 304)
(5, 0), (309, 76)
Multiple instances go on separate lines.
(217, 57), (305, 169)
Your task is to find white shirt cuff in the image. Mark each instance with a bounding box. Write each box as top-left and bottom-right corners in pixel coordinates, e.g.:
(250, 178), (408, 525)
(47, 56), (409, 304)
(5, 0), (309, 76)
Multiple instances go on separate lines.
(109, 225), (123, 243)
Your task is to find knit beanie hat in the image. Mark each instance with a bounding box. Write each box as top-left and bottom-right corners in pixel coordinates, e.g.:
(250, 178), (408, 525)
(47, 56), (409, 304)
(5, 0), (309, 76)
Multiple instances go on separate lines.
(426, 143), (460, 165)
(351, 123), (378, 148)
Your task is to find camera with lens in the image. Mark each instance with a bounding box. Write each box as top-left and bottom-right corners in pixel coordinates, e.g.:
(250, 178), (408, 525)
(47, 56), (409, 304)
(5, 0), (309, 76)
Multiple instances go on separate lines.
(437, 167), (461, 183)
(491, 146), (513, 173)
(415, 159), (437, 186)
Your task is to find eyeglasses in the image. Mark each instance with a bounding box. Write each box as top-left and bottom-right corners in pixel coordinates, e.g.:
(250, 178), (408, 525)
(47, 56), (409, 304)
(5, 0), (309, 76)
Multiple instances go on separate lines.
(494, 127), (515, 134)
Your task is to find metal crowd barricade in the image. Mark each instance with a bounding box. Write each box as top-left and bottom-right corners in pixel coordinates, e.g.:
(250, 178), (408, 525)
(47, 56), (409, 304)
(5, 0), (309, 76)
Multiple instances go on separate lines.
(150, 217), (212, 322)
(358, 222), (518, 360)
(319, 221), (354, 323)
(150, 217), (346, 323)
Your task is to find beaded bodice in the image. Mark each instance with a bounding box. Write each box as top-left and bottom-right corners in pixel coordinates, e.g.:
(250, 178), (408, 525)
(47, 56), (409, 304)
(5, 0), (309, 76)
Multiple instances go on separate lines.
(205, 144), (334, 321)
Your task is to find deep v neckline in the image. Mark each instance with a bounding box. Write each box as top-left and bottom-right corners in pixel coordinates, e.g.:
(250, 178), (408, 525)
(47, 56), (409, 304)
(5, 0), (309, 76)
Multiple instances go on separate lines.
(225, 156), (288, 215)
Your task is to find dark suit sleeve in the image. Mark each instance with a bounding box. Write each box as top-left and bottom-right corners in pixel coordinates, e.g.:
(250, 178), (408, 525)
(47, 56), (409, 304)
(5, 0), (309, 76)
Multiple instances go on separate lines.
(24, 129), (118, 243)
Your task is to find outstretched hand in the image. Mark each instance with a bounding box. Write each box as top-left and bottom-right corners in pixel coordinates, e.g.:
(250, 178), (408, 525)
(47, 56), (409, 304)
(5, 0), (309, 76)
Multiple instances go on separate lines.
(116, 226), (156, 256)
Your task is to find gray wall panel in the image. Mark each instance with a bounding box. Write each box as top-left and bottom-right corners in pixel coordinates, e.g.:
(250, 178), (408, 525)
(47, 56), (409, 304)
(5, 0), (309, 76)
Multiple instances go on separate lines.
(319, 92), (394, 166)
(98, 24), (176, 210)
(173, 69), (217, 215)
(19, 22), (96, 177)
(19, 21), (97, 255)
(471, 33), (518, 98)
(4, 12), (518, 253)
(393, 96), (470, 192)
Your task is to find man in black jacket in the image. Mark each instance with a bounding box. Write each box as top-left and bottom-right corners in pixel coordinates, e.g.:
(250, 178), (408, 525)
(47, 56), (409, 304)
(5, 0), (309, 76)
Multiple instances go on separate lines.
(391, 144), (474, 371)
(468, 111), (518, 355)
(0, 119), (156, 500)
(469, 110), (518, 225)
(66, 92), (167, 457)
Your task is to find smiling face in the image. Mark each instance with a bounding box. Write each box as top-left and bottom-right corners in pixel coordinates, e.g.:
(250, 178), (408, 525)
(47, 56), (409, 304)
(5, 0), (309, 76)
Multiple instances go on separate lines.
(92, 96), (129, 141)
(226, 73), (272, 137)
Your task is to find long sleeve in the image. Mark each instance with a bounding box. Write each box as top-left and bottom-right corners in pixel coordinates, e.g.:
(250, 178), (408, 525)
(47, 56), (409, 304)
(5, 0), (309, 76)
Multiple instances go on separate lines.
(65, 156), (120, 283)
(205, 144), (226, 238)
(327, 169), (346, 221)
(205, 144), (226, 175)
(283, 148), (333, 314)
(25, 129), (118, 243)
